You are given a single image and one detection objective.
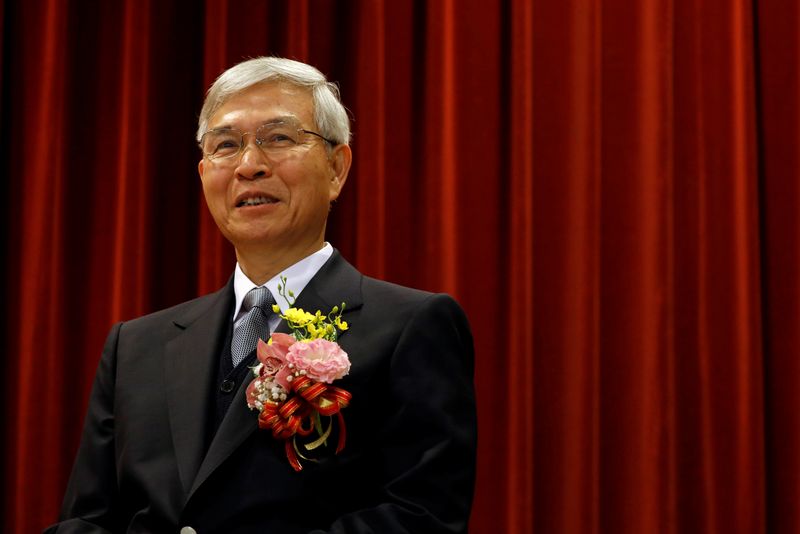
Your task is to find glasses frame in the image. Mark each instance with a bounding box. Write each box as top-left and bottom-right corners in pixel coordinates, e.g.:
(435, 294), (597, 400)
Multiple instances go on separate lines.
(199, 121), (337, 162)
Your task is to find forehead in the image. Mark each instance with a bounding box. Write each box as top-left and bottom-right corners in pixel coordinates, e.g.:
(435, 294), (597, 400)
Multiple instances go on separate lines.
(208, 82), (315, 129)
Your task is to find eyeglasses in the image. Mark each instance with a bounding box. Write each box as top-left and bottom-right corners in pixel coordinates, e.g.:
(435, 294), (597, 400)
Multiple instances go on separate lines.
(199, 118), (336, 163)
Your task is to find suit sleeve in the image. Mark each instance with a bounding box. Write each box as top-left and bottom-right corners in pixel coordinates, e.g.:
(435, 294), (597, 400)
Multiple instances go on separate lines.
(44, 323), (123, 534)
(314, 294), (478, 534)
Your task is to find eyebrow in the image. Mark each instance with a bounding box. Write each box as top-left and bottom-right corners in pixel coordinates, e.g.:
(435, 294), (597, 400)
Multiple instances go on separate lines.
(211, 115), (300, 131)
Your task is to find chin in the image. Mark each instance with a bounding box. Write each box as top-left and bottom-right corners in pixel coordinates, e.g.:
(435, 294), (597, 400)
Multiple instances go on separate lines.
(228, 231), (280, 248)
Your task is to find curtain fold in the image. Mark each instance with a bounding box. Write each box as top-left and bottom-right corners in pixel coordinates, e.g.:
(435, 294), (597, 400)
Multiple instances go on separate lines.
(598, 0), (676, 531)
(528, 1), (603, 531)
(1, 1), (797, 533)
(352, 0), (387, 279)
(10, 0), (69, 528)
(508, 0), (535, 531)
(757, 2), (800, 533)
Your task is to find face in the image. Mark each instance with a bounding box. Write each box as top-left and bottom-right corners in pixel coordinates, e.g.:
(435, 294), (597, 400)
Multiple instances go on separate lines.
(198, 82), (350, 260)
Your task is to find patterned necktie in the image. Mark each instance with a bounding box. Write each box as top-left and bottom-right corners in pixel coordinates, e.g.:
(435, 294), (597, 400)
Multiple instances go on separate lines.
(231, 287), (275, 367)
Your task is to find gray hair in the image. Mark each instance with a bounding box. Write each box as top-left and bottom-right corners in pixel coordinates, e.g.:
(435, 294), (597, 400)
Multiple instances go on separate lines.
(196, 56), (351, 145)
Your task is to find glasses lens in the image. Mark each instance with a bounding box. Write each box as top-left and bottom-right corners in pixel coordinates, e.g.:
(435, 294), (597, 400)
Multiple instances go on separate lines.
(202, 129), (242, 159)
(256, 122), (303, 149)
(200, 120), (313, 162)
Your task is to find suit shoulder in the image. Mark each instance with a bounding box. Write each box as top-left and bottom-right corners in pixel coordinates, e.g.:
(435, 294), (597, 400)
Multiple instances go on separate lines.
(360, 276), (434, 303)
(359, 276), (467, 322)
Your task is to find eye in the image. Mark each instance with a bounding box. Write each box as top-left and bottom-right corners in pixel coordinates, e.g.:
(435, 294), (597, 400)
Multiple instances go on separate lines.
(267, 133), (295, 144)
(202, 131), (241, 157)
(216, 140), (239, 150)
(213, 139), (241, 156)
(257, 122), (301, 149)
(217, 139), (239, 150)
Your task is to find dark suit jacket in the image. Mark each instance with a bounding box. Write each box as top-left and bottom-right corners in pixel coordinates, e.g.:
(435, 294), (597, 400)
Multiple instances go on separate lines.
(48, 252), (477, 533)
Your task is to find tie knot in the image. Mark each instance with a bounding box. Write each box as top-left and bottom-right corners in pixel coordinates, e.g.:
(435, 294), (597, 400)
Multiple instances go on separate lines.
(242, 287), (274, 315)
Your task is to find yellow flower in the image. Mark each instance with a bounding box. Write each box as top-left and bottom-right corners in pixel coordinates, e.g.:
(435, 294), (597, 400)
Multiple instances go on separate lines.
(272, 304), (281, 313)
(336, 318), (349, 331)
(285, 308), (314, 325)
(307, 324), (319, 338)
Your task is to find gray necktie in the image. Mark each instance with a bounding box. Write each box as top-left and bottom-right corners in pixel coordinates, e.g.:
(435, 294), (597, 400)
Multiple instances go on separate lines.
(231, 287), (275, 367)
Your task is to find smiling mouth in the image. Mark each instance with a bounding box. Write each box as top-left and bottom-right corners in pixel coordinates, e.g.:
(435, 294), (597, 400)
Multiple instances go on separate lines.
(237, 196), (278, 208)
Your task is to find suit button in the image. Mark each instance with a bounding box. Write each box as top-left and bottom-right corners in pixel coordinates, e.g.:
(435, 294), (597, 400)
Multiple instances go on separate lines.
(180, 528), (197, 534)
(220, 379), (235, 393)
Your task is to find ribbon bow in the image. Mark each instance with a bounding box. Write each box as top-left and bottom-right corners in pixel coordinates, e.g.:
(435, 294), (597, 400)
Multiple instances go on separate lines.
(257, 375), (352, 471)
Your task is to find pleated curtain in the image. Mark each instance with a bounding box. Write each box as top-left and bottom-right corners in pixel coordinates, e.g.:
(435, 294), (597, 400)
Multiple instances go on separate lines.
(1, 1), (797, 533)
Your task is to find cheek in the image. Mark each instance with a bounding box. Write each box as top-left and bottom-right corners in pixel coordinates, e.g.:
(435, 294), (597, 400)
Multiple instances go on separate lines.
(201, 187), (229, 221)
(293, 166), (335, 200)
(202, 174), (229, 202)
(292, 184), (332, 215)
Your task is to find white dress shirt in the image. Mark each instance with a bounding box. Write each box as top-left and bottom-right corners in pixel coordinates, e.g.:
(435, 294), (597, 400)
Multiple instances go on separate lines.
(231, 243), (334, 333)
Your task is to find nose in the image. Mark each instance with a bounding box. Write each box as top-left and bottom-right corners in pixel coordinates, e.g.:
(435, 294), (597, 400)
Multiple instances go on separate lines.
(234, 136), (273, 180)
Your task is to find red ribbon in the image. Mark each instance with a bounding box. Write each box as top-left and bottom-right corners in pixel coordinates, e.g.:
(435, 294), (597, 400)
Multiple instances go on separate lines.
(257, 375), (352, 471)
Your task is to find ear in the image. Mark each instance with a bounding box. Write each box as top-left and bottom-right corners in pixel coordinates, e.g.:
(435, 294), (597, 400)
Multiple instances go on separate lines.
(198, 158), (205, 179)
(328, 144), (352, 201)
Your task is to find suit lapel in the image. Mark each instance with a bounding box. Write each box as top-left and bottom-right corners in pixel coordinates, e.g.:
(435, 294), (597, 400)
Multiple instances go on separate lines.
(290, 250), (364, 314)
(188, 369), (256, 497)
(164, 281), (233, 499)
(186, 251), (364, 500)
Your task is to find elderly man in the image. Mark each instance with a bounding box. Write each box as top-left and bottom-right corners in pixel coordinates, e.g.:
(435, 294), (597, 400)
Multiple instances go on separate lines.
(49, 57), (476, 533)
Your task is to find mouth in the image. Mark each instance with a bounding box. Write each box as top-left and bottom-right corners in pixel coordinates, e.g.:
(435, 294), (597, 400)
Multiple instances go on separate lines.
(235, 194), (279, 208)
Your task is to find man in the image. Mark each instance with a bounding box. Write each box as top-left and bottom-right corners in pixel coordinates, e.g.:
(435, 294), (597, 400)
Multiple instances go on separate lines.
(48, 57), (476, 533)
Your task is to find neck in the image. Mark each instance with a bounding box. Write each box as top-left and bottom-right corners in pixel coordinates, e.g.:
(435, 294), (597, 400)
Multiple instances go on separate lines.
(235, 241), (325, 285)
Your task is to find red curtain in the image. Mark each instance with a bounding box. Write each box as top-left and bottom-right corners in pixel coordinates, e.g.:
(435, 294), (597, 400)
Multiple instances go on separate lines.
(2, 1), (798, 533)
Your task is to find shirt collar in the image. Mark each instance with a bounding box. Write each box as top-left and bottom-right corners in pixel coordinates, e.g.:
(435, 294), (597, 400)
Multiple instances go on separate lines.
(232, 242), (334, 322)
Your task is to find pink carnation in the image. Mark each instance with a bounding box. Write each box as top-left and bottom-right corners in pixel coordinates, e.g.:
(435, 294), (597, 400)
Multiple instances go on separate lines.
(256, 334), (296, 390)
(286, 339), (350, 384)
